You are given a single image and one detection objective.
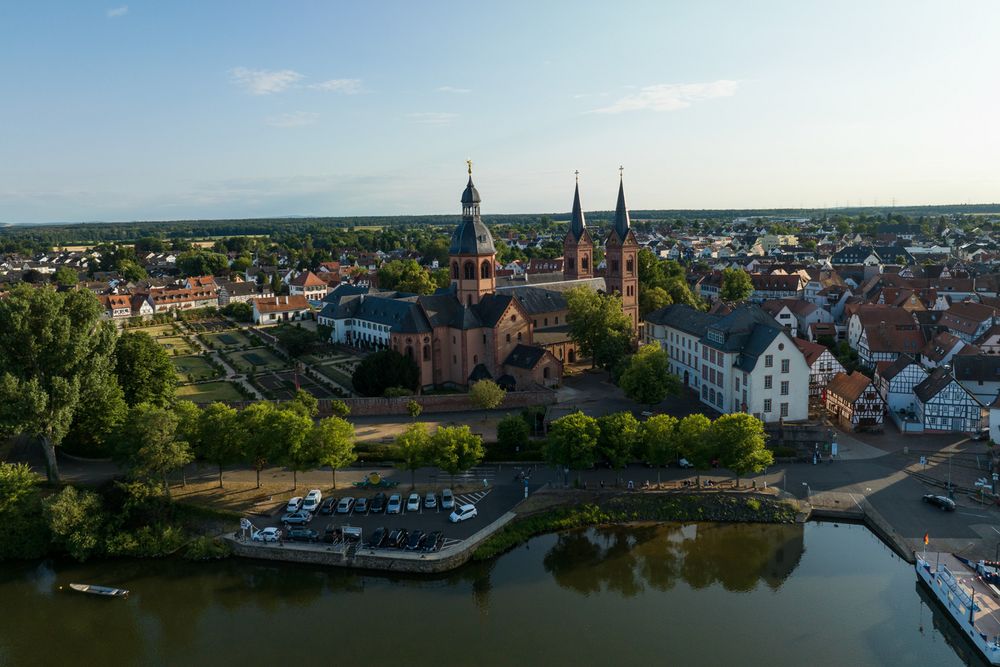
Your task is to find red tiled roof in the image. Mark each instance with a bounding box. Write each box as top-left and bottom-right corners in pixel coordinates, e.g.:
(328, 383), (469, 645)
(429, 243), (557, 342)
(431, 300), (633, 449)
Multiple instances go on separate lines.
(254, 295), (311, 313)
(792, 337), (827, 366)
(290, 271), (326, 287)
(826, 371), (874, 403)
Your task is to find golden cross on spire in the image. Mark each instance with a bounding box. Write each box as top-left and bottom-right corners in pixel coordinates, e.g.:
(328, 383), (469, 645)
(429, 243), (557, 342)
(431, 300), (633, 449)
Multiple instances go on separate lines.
(466, 159), (472, 175)
(574, 169), (579, 182)
(619, 165), (624, 178)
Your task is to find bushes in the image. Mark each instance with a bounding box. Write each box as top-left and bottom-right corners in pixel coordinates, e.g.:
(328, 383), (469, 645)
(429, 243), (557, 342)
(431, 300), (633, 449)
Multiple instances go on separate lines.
(183, 535), (232, 561)
(496, 414), (529, 451)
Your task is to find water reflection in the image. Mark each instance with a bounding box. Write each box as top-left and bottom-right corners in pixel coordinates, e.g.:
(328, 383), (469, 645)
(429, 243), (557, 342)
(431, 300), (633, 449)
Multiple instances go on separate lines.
(543, 522), (805, 596)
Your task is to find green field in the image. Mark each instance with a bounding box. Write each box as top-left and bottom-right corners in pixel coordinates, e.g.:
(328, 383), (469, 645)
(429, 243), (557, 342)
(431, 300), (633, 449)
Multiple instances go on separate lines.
(172, 355), (220, 381)
(228, 347), (286, 373)
(157, 336), (197, 356)
(202, 330), (254, 350)
(133, 324), (177, 338)
(176, 381), (244, 403)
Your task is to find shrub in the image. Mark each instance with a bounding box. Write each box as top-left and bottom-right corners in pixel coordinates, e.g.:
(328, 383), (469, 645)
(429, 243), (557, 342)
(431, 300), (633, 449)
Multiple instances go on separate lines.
(497, 414), (530, 451)
(184, 535), (232, 561)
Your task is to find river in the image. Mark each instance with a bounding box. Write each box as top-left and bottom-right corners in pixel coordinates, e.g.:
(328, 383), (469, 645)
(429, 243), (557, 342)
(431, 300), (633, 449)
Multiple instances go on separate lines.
(0, 522), (985, 667)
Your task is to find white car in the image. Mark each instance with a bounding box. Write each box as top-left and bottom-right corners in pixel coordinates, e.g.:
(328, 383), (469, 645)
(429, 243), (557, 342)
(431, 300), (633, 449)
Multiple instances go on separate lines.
(449, 504), (478, 523)
(678, 458), (694, 469)
(406, 493), (421, 512)
(252, 527), (282, 543)
(302, 489), (322, 513)
(286, 496), (303, 512)
(441, 489), (454, 510)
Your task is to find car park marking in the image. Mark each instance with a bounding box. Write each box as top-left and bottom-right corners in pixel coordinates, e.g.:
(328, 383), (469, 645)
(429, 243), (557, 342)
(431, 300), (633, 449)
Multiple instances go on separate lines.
(441, 538), (462, 549)
(454, 489), (491, 506)
(959, 512), (989, 518)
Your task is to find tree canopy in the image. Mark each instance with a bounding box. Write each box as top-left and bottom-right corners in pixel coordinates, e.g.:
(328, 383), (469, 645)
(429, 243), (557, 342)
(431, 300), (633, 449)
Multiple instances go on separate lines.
(712, 413), (772, 483)
(618, 345), (682, 407)
(309, 416), (356, 488)
(430, 425), (485, 484)
(469, 379), (506, 417)
(352, 349), (420, 397)
(545, 411), (600, 482)
(566, 287), (633, 370)
(720, 268), (753, 302)
(114, 331), (177, 407)
(378, 259), (440, 295)
(596, 411), (641, 469)
(394, 422), (431, 487)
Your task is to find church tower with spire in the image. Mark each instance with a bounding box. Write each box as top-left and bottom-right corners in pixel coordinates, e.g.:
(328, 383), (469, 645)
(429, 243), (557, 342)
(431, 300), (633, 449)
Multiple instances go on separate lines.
(604, 169), (639, 332)
(448, 162), (496, 306)
(563, 171), (594, 281)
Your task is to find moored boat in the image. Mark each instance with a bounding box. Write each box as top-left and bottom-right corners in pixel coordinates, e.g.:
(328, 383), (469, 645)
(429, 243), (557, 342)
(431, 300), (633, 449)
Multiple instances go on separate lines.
(68, 583), (129, 598)
(916, 552), (1000, 665)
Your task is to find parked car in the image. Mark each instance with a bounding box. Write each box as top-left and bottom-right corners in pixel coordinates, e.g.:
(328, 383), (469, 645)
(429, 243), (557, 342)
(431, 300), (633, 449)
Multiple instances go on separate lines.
(677, 458), (694, 469)
(449, 504), (478, 523)
(441, 489), (454, 510)
(370, 492), (387, 513)
(281, 510), (313, 526)
(252, 527), (281, 543)
(405, 530), (426, 551)
(922, 494), (956, 511)
(323, 524), (341, 543)
(286, 528), (320, 543)
(424, 492), (437, 509)
(386, 528), (408, 549)
(319, 497), (337, 515)
(286, 496), (303, 512)
(368, 527), (388, 548)
(406, 493), (421, 512)
(337, 497), (355, 514)
(386, 494), (402, 514)
(302, 489), (322, 513)
(423, 530), (443, 552)
(354, 497), (369, 514)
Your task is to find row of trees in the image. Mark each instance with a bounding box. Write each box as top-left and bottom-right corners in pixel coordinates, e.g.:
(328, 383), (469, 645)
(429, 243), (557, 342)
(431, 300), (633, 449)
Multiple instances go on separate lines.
(392, 423), (485, 487)
(545, 410), (773, 485)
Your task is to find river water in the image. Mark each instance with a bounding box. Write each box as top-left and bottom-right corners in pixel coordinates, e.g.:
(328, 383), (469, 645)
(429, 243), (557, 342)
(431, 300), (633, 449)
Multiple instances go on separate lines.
(0, 522), (985, 667)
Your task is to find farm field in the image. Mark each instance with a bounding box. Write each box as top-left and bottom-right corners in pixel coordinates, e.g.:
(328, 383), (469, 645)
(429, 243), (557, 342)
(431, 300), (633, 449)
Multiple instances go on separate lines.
(227, 347), (287, 373)
(172, 355), (220, 381)
(176, 381), (244, 403)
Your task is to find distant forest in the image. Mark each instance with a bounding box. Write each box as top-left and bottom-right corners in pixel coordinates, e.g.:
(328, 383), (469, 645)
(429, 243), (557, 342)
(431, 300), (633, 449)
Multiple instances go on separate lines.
(1, 203), (998, 253)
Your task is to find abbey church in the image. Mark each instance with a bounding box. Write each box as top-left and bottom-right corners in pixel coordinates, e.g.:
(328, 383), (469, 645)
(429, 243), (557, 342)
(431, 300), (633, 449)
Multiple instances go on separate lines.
(317, 168), (639, 390)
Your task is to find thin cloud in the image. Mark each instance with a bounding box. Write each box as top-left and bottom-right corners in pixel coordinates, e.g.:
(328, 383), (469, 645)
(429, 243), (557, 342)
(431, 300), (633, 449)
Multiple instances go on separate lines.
(407, 112), (458, 126)
(590, 80), (739, 114)
(107, 5), (128, 17)
(266, 111), (319, 128)
(230, 67), (304, 95)
(309, 78), (363, 94)
(436, 86), (471, 94)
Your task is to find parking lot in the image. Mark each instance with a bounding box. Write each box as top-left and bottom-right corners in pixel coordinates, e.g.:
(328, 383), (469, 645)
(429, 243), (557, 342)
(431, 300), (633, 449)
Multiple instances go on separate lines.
(252, 467), (538, 552)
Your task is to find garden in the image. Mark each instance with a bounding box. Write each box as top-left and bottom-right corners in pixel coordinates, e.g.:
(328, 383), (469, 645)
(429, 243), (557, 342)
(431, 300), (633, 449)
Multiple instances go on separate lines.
(176, 381), (245, 403)
(226, 347), (288, 374)
(172, 355), (222, 382)
(201, 329), (255, 350)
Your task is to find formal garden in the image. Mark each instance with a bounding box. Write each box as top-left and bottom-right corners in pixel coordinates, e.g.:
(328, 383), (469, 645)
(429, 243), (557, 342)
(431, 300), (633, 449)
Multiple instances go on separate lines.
(224, 347), (288, 374)
(176, 380), (246, 403)
(172, 355), (223, 382)
(200, 329), (256, 350)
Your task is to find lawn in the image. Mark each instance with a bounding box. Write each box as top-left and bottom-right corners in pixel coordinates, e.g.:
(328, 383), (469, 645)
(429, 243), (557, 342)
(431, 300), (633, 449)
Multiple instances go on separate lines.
(172, 355), (220, 382)
(133, 324), (177, 338)
(202, 330), (254, 350)
(313, 362), (356, 393)
(157, 336), (197, 356)
(228, 347), (287, 373)
(176, 381), (244, 403)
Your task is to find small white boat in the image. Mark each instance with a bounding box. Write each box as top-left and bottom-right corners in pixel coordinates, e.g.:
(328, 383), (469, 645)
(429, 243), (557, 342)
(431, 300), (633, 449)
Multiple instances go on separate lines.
(68, 583), (129, 598)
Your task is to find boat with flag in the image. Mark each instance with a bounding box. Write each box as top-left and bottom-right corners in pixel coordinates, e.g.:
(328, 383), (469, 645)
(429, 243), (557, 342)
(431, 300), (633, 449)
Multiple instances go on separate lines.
(916, 545), (1000, 665)
(68, 583), (129, 598)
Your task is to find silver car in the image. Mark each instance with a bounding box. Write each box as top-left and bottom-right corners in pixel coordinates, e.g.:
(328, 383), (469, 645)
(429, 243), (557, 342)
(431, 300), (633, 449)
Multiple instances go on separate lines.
(424, 492), (437, 509)
(441, 489), (454, 510)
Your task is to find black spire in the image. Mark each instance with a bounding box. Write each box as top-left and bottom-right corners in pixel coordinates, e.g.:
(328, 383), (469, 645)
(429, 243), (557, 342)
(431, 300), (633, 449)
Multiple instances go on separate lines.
(569, 173), (586, 241)
(613, 168), (630, 240)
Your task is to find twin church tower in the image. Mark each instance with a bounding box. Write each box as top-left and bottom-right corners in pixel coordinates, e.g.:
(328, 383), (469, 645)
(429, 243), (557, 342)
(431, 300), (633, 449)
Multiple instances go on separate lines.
(449, 164), (639, 332)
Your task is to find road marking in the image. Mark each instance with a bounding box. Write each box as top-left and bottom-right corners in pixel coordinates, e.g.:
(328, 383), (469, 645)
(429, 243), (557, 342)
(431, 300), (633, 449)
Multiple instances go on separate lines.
(993, 527), (1000, 536)
(848, 493), (865, 511)
(958, 512), (989, 518)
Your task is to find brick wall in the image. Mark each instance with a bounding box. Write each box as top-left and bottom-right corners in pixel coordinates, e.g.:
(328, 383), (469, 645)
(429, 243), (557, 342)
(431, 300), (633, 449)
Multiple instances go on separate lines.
(328, 389), (557, 416)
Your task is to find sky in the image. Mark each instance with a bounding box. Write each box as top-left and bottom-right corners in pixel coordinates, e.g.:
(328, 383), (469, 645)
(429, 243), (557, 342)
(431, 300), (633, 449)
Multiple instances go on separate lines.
(1, 1), (999, 224)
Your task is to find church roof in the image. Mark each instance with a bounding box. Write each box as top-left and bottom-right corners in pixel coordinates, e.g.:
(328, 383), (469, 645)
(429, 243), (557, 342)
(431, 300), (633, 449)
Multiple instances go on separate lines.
(568, 180), (587, 242)
(503, 344), (548, 369)
(450, 173), (494, 255)
(460, 175), (481, 205)
(612, 175), (630, 240)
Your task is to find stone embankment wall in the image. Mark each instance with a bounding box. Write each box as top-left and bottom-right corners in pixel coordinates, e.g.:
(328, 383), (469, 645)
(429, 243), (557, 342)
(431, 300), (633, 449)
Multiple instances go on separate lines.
(226, 512), (516, 573)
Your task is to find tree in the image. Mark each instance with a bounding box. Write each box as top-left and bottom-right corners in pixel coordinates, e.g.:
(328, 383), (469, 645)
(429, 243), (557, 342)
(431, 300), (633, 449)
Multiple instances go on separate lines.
(115, 403), (194, 498)
(596, 412), (641, 470)
(44, 486), (105, 561)
(544, 411), (599, 486)
(394, 422), (431, 488)
(712, 413), (773, 486)
(677, 413), (716, 485)
(221, 301), (253, 322)
(352, 350), (420, 397)
(377, 259), (438, 295)
(639, 286), (671, 317)
(114, 331), (177, 407)
(269, 407), (315, 489)
(720, 268), (753, 302)
(53, 265), (79, 287)
(309, 416), (355, 488)
(117, 259), (147, 282)
(618, 345), (682, 407)
(641, 414), (680, 482)
(274, 325), (316, 357)
(329, 399), (351, 418)
(62, 339), (128, 458)
(0, 462), (38, 514)
(406, 399), (422, 421)
(177, 250), (230, 277)
(430, 425), (485, 486)
(469, 380), (506, 420)
(0, 286), (118, 482)
(496, 413), (529, 452)
(197, 402), (245, 488)
(566, 287), (633, 370)
(286, 388), (319, 418)
(239, 402), (283, 488)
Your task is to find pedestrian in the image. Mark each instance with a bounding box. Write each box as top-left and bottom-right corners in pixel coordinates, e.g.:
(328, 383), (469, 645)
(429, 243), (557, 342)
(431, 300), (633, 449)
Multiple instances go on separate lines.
(600, 480), (605, 489)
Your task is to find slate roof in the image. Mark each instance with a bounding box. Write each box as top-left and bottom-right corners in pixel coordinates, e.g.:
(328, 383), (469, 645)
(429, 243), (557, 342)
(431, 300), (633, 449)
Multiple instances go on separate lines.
(826, 371), (874, 403)
(567, 181), (588, 242)
(953, 355), (1000, 383)
(322, 294), (431, 333)
(877, 354), (921, 381)
(921, 332), (963, 363)
(503, 344), (547, 369)
(914, 367), (961, 403)
(644, 304), (720, 337)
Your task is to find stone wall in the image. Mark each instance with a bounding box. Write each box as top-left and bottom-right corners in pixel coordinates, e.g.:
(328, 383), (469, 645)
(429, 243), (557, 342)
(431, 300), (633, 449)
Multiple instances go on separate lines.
(325, 389), (557, 417)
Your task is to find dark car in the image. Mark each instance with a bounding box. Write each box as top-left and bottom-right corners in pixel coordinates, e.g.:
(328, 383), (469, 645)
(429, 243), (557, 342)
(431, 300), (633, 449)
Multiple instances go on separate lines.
(423, 530), (443, 552)
(405, 530), (426, 551)
(319, 498), (337, 515)
(354, 497), (369, 514)
(368, 526), (388, 548)
(323, 524), (341, 543)
(281, 510), (313, 526)
(370, 493), (387, 513)
(285, 528), (320, 543)
(386, 528), (408, 549)
(923, 494), (956, 511)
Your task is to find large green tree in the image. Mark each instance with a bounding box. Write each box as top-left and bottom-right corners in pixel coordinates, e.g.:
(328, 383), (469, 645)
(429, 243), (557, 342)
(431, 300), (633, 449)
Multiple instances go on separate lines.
(0, 286), (118, 482)
(44, 486), (105, 561)
(177, 250), (230, 277)
(720, 268), (753, 302)
(641, 414), (680, 481)
(430, 425), (485, 486)
(197, 402), (245, 488)
(240, 402), (284, 488)
(618, 345), (682, 407)
(394, 422), (431, 488)
(544, 411), (599, 485)
(378, 259), (439, 295)
(469, 379), (506, 419)
(114, 331), (177, 407)
(596, 411), (641, 470)
(115, 403), (194, 499)
(309, 416), (356, 488)
(566, 287), (633, 370)
(712, 413), (773, 485)
(352, 349), (420, 397)
(677, 413), (716, 485)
